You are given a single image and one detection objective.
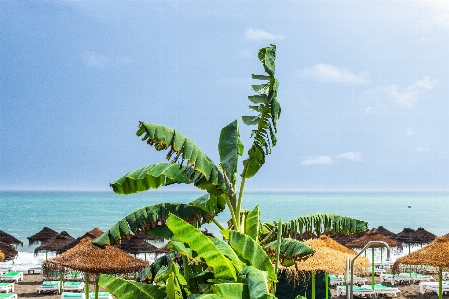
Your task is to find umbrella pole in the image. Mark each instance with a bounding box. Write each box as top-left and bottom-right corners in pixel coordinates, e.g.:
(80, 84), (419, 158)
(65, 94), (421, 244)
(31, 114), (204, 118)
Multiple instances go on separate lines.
(46, 250), (48, 260)
(325, 272), (329, 299)
(85, 273), (89, 299)
(59, 271), (63, 294)
(380, 248), (383, 264)
(371, 248), (375, 290)
(95, 276), (100, 299)
(312, 271), (316, 299)
(408, 244), (412, 276)
(439, 267), (443, 299)
(144, 253), (147, 261)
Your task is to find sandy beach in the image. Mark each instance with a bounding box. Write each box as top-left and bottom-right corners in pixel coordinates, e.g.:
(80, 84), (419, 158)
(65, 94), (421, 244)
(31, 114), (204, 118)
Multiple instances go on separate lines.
(3, 270), (446, 299)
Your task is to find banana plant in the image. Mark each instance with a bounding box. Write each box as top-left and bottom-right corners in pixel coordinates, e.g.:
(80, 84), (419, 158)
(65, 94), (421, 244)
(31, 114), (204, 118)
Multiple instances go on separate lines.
(94, 44), (369, 299)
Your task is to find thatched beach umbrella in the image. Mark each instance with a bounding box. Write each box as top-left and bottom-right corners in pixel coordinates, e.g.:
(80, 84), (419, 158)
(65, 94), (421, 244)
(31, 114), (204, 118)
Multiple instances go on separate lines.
(376, 226), (396, 239)
(0, 241), (19, 261)
(0, 251), (5, 262)
(346, 228), (402, 289)
(155, 243), (170, 255)
(280, 237), (369, 299)
(0, 230), (23, 247)
(330, 231), (366, 246)
(415, 227), (436, 244)
(115, 234), (158, 261)
(27, 226), (59, 245)
(392, 237), (449, 299)
(44, 238), (149, 299)
(78, 228), (104, 240)
(34, 232), (76, 258)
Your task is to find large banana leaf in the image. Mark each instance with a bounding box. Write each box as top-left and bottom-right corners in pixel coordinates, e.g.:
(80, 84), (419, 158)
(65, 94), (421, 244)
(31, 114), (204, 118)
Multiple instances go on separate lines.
(189, 295), (226, 299)
(244, 206), (261, 242)
(241, 45), (281, 179)
(209, 237), (246, 272)
(98, 274), (167, 299)
(93, 203), (217, 246)
(211, 283), (249, 299)
(137, 122), (229, 195)
(218, 120), (244, 186)
(239, 266), (276, 299)
(189, 193), (227, 216)
(166, 214), (237, 282)
(111, 162), (191, 194)
(139, 252), (178, 283)
(264, 238), (314, 266)
(262, 213), (368, 243)
(222, 230), (276, 281)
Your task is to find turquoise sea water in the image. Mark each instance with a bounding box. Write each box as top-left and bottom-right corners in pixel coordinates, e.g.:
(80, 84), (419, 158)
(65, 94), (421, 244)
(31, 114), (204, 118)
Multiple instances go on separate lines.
(1, 190), (449, 253)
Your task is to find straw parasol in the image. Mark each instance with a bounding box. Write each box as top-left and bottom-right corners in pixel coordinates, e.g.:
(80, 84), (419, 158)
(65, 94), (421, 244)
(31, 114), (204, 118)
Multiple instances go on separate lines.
(0, 230), (23, 247)
(155, 243), (170, 255)
(115, 234), (159, 260)
(44, 237), (149, 299)
(392, 236), (449, 299)
(415, 227), (436, 244)
(330, 231), (366, 246)
(0, 241), (19, 261)
(27, 226), (59, 245)
(376, 226), (396, 239)
(34, 232), (76, 256)
(78, 228), (104, 240)
(0, 250), (4, 262)
(345, 228), (402, 289)
(280, 236), (369, 299)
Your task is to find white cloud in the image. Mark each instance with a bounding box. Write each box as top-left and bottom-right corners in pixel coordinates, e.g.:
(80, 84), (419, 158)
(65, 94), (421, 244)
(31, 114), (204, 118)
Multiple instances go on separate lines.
(244, 28), (285, 41)
(83, 51), (108, 69)
(406, 128), (415, 137)
(365, 106), (375, 114)
(300, 156), (333, 165)
(367, 76), (438, 109)
(299, 64), (369, 85)
(338, 152), (363, 162)
(417, 1), (449, 29)
(417, 146), (430, 153)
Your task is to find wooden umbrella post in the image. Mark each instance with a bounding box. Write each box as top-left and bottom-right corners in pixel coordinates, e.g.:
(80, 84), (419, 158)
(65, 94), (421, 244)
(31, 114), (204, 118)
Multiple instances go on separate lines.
(312, 271), (316, 299)
(439, 267), (442, 299)
(95, 275), (100, 299)
(85, 273), (90, 299)
(325, 272), (329, 299)
(371, 248), (375, 290)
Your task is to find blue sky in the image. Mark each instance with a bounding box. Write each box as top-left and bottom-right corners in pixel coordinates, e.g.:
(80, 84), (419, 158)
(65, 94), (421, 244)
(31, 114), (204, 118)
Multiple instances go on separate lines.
(1, 1), (448, 192)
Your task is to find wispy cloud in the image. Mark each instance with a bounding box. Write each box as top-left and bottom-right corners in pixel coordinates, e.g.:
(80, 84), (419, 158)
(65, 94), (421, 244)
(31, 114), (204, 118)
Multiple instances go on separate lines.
(82, 51), (134, 69)
(406, 128), (415, 137)
(244, 28), (285, 41)
(417, 146), (430, 153)
(365, 106), (375, 114)
(299, 64), (369, 85)
(300, 156), (333, 165)
(418, 1), (449, 29)
(338, 152), (363, 162)
(367, 76), (438, 109)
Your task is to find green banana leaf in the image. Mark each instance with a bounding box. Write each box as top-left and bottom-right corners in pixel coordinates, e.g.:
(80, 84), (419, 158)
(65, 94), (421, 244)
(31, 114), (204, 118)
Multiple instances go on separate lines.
(211, 283), (249, 299)
(222, 230), (276, 282)
(189, 295), (226, 299)
(137, 122), (229, 195)
(262, 213), (368, 243)
(166, 214), (237, 282)
(209, 237), (246, 272)
(189, 193), (227, 216)
(244, 206), (261, 242)
(239, 266), (276, 299)
(166, 272), (184, 299)
(218, 120), (244, 186)
(264, 238), (314, 264)
(93, 203), (217, 246)
(139, 252), (178, 283)
(241, 44), (281, 179)
(110, 162), (191, 194)
(98, 274), (167, 299)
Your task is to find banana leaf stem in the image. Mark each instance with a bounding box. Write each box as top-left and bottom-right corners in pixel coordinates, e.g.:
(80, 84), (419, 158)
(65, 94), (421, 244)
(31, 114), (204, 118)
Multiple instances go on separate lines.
(236, 167), (248, 230)
(273, 218), (282, 295)
(212, 218), (225, 230)
(224, 194), (239, 231)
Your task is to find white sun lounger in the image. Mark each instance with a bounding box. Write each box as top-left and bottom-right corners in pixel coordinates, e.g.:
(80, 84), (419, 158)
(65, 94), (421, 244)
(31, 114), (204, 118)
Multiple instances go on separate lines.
(0, 272), (23, 284)
(420, 281), (449, 294)
(89, 292), (113, 299)
(424, 285), (449, 296)
(37, 280), (61, 294)
(336, 285), (375, 297)
(0, 293), (18, 299)
(63, 281), (85, 292)
(61, 292), (86, 299)
(361, 284), (401, 297)
(65, 271), (84, 281)
(0, 283), (14, 293)
(28, 266), (42, 274)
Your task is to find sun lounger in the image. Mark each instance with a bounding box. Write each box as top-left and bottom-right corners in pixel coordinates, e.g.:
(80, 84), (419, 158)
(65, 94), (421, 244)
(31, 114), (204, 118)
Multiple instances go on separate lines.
(37, 280), (61, 294)
(0, 272), (23, 284)
(424, 285), (449, 296)
(43, 271), (61, 281)
(27, 266), (42, 274)
(64, 271), (84, 281)
(89, 292), (113, 299)
(361, 284), (401, 297)
(329, 275), (344, 285)
(63, 282), (85, 292)
(0, 293), (18, 299)
(0, 283), (14, 293)
(61, 292), (86, 299)
(420, 281), (449, 294)
(336, 285), (375, 297)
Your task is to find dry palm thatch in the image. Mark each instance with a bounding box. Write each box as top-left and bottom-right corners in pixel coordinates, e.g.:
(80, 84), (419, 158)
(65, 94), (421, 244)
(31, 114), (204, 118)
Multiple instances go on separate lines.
(345, 228), (402, 249)
(394, 227), (424, 244)
(307, 235), (357, 255)
(330, 231), (366, 246)
(392, 237), (449, 272)
(376, 226), (396, 239)
(155, 243), (170, 254)
(115, 234), (159, 255)
(0, 241), (18, 261)
(415, 227), (436, 244)
(34, 233), (76, 254)
(0, 230), (23, 247)
(44, 240), (149, 274)
(27, 227), (59, 245)
(0, 250), (5, 262)
(279, 238), (369, 280)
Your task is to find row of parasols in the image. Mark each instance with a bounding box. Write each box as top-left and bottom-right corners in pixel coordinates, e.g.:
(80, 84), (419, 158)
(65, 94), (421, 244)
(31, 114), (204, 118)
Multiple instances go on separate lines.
(0, 227), (168, 262)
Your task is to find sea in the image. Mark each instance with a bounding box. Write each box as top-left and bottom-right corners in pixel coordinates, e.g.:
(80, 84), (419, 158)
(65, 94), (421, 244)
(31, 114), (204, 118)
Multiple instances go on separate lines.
(1, 190), (449, 271)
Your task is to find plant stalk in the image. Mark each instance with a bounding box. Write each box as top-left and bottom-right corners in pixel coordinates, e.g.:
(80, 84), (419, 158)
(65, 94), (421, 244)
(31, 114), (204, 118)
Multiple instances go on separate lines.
(236, 167), (249, 229)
